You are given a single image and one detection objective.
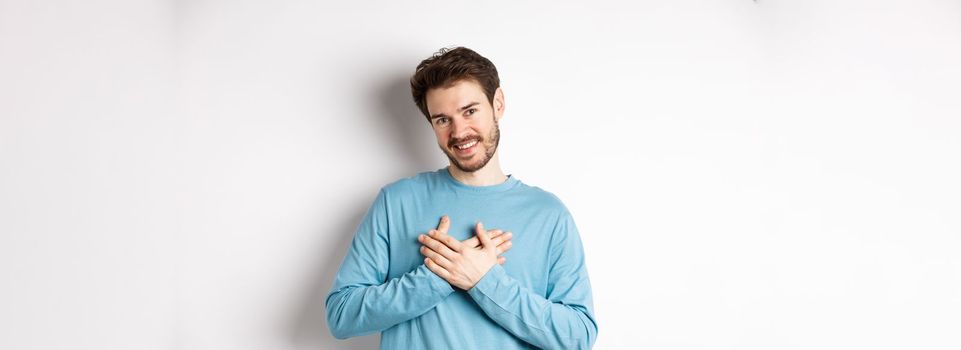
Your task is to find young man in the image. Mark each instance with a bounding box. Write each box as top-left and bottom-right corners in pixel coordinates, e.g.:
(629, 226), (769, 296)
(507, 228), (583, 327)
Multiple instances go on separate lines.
(326, 47), (598, 349)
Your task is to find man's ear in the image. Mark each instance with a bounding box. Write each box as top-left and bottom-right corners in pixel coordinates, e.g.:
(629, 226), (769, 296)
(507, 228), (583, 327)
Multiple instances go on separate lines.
(493, 87), (505, 121)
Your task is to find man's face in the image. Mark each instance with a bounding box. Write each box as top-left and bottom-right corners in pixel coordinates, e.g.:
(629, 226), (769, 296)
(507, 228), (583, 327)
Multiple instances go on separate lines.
(425, 79), (504, 173)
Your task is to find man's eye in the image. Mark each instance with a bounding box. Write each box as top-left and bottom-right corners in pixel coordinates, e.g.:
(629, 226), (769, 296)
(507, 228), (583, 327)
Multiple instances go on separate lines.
(466, 108), (477, 116)
(435, 117), (449, 125)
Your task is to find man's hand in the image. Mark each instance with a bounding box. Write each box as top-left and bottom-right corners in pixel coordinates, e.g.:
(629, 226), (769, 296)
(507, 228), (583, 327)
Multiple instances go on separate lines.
(425, 215), (513, 265)
(464, 228), (512, 265)
(472, 229), (511, 265)
(419, 216), (511, 290)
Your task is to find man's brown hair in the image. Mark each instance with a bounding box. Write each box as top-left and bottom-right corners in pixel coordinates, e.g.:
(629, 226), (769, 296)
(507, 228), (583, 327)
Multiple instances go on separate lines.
(410, 47), (500, 122)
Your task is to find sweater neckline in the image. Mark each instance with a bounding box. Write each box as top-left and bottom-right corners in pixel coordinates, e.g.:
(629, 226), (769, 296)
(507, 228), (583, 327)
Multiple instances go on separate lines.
(439, 166), (520, 194)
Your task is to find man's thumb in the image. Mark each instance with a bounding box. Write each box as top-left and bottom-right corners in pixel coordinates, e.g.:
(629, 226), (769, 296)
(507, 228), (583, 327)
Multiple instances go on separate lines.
(475, 221), (490, 246)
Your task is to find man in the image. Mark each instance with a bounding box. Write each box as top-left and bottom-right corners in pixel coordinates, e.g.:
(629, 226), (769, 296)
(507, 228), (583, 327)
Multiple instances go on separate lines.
(326, 47), (598, 349)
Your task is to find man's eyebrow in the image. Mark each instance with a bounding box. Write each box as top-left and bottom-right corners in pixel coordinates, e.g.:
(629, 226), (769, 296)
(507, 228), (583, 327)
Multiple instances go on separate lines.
(430, 102), (481, 120)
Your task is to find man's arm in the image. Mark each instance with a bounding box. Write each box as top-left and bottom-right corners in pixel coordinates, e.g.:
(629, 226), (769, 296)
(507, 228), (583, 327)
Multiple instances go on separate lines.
(468, 211), (598, 349)
(421, 212), (598, 349)
(325, 189), (454, 339)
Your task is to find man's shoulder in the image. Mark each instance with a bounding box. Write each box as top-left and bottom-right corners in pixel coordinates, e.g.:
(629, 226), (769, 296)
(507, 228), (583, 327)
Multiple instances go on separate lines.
(378, 168), (443, 195)
(510, 181), (572, 218)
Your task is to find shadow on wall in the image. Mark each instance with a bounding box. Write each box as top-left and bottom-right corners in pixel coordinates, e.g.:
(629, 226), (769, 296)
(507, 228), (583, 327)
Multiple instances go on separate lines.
(373, 71), (442, 175)
(286, 69), (440, 349)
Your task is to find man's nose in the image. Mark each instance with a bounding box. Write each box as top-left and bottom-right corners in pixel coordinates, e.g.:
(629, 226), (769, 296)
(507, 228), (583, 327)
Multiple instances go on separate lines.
(449, 117), (472, 139)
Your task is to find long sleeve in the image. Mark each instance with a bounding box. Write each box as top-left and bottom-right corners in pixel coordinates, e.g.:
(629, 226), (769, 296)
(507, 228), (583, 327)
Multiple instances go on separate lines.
(325, 189), (455, 339)
(466, 210), (598, 349)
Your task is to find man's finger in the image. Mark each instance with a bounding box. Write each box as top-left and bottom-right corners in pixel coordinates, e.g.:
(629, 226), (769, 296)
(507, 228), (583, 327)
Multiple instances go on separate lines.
(486, 230), (511, 248)
(420, 245), (454, 270)
(430, 229), (464, 252)
(466, 229), (505, 248)
(436, 215), (451, 234)
(495, 239), (513, 255)
(475, 221), (491, 247)
(497, 256), (506, 265)
(424, 258), (452, 280)
(419, 232), (460, 259)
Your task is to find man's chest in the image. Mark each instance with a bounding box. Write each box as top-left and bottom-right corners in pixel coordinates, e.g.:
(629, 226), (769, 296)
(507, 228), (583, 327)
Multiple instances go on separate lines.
(384, 196), (558, 293)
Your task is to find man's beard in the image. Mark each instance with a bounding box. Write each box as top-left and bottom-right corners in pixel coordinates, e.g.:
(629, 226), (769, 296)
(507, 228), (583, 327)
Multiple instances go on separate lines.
(441, 118), (500, 173)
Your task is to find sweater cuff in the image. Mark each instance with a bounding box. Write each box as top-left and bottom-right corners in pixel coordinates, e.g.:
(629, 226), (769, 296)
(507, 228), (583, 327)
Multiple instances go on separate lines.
(417, 263), (455, 296)
(468, 264), (508, 299)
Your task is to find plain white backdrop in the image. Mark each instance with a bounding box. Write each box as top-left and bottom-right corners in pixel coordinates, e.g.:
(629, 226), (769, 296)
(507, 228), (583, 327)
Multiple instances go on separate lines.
(1, 0), (959, 349)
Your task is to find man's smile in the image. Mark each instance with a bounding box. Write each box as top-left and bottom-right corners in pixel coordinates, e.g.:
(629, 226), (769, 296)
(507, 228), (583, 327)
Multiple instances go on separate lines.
(451, 138), (481, 157)
(455, 140), (477, 150)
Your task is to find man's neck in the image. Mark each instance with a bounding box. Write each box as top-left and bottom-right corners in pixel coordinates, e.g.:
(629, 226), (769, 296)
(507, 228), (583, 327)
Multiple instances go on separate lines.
(447, 154), (507, 186)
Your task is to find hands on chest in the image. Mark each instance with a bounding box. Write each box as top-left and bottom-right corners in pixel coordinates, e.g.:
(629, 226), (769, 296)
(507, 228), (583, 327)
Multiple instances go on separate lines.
(418, 215), (514, 290)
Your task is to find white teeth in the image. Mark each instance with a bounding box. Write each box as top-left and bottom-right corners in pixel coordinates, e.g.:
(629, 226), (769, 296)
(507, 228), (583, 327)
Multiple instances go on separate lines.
(456, 141), (477, 150)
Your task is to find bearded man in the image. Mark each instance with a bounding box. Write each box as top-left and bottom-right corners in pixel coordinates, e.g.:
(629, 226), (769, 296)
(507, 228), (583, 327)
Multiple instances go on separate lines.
(326, 47), (598, 349)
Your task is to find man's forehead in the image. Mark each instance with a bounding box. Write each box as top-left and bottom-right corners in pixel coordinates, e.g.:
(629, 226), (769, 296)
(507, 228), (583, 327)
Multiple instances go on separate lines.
(426, 80), (486, 110)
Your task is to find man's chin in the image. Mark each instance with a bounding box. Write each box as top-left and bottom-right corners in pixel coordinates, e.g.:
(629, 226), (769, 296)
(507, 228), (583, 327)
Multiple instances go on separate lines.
(443, 147), (493, 173)
(448, 155), (487, 173)
(452, 161), (483, 173)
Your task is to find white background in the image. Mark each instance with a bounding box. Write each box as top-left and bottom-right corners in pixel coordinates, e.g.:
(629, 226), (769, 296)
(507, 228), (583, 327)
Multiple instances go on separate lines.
(1, 0), (959, 349)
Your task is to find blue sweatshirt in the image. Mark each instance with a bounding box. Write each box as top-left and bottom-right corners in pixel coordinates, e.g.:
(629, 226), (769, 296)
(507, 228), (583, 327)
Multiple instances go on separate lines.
(326, 167), (598, 349)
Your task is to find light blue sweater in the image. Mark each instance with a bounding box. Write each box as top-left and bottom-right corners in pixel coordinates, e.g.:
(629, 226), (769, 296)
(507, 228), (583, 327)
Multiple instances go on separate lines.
(326, 167), (598, 349)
